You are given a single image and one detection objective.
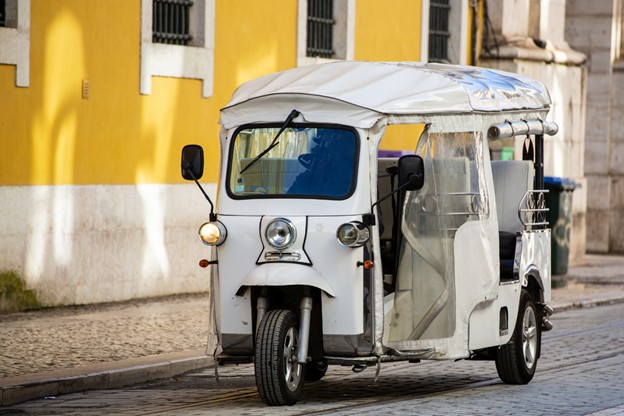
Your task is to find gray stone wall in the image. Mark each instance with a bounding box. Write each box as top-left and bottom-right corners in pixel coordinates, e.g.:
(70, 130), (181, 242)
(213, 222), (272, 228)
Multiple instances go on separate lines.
(566, 0), (624, 253)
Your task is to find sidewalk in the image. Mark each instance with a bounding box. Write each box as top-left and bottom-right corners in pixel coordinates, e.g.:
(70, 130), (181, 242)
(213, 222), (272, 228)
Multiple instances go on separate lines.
(550, 254), (624, 311)
(2, 255), (624, 406)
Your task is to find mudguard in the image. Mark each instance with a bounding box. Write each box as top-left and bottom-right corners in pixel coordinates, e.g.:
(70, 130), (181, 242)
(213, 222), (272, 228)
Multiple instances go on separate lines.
(236, 263), (336, 297)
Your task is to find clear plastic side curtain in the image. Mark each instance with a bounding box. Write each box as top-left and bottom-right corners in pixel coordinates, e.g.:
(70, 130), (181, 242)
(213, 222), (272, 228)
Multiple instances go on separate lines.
(386, 129), (491, 351)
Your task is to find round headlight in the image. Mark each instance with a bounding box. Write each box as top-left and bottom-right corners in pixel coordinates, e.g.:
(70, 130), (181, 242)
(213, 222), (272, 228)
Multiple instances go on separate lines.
(336, 222), (370, 247)
(198, 221), (227, 246)
(266, 218), (296, 250)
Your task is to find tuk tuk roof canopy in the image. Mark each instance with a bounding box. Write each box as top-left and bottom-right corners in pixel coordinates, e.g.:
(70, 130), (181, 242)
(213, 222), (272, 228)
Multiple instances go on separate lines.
(221, 62), (552, 128)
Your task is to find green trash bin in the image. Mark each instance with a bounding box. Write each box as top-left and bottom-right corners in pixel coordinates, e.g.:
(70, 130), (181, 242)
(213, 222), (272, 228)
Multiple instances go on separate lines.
(544, 176), (577, 275)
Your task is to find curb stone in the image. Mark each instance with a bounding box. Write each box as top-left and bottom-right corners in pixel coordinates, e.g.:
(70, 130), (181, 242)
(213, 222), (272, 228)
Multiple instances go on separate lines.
(0, 351), (212, 406)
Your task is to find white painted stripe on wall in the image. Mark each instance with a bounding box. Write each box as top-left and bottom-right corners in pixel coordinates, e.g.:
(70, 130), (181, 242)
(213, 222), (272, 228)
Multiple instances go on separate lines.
(0, 183), (217, 306)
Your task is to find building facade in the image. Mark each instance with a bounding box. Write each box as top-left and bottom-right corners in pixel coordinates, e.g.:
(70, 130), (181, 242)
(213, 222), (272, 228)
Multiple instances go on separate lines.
(0, 0), (482, 306)
(566, 0), (624, 254)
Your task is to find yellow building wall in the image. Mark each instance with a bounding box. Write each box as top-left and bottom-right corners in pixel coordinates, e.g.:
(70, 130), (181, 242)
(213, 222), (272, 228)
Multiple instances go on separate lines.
(0, 0), (297, 187)
(0, 0), (482, 185)
(0, 0), (482, 306)
(0, 0), (480, 184)
(354, 0), (423, 61)
(354, 0), (424, 151)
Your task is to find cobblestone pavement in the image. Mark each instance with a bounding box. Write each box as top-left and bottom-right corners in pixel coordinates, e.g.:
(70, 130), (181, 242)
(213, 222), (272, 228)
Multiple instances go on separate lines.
(6, 302), (624, 415)
(1, 273), (622, 379)
(0, 294), (210, 378)
(1, 255), (624, 409)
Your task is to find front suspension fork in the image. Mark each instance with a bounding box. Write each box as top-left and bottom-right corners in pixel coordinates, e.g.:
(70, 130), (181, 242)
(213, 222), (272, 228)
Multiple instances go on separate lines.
(256, 288), (313, 365)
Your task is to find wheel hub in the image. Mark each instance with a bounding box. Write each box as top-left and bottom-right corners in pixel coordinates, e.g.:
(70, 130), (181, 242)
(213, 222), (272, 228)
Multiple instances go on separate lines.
(283, 327), (302, 391)
(522, 306), (538, 369)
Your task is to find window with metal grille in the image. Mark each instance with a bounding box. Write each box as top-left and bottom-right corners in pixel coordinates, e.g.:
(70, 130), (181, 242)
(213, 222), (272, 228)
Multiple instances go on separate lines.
(0, 0), (6, 27)
(307, 0), (334, 58)
(152, 0), (193, 45)
(429, 0), (450, 62)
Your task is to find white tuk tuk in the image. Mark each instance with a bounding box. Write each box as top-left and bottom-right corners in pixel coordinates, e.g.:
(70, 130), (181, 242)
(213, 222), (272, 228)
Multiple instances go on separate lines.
(181, 61), (557, 406)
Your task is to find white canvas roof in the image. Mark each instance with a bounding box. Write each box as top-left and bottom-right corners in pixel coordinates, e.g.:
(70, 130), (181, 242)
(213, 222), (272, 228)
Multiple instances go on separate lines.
(220, 61), (552, 129)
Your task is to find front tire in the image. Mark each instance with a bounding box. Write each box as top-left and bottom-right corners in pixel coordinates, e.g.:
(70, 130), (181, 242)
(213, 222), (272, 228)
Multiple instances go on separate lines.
(495, 289), (541, 384)
(255, 310), (305, 406)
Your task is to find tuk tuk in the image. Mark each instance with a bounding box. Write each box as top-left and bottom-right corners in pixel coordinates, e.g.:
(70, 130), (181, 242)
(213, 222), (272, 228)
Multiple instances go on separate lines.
(181, 61), (557, 406)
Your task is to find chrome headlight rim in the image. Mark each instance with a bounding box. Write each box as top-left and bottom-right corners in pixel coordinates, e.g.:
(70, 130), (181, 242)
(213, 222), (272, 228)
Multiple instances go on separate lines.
(198, 221), (227, 246)
(265, 218), (297, 250)
(336, 221), (370, 248)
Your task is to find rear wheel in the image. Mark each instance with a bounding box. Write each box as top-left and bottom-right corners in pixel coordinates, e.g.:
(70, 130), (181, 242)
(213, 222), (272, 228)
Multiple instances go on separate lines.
(495, 289), (541, 384)
(255, 310), (305, 405)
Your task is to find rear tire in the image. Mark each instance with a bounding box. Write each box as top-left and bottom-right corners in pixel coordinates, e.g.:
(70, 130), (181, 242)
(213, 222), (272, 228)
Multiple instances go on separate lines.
(495, 289), (541, 384)
(255, 310), (305, 406)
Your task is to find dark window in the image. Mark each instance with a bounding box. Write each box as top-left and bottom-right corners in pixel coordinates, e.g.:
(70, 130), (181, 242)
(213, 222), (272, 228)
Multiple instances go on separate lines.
(152, 0), (193, 45)
(429, 0), (450, 62)
(307, 0), (334, 58)
(0, 0), (6, 27)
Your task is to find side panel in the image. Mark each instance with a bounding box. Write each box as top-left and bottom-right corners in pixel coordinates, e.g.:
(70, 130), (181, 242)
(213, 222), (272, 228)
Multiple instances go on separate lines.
(520, 229), (552, 302)
(468, 229), (551, 351)
(468, 281), (520, 350)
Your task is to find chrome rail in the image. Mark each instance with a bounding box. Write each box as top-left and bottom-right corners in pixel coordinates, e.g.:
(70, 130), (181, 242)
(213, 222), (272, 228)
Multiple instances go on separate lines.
(519, 189), (549, 228)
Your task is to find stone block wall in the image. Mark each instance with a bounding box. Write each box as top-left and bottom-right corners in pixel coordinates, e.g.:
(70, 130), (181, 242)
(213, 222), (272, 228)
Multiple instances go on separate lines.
(566, 0), (624, 254)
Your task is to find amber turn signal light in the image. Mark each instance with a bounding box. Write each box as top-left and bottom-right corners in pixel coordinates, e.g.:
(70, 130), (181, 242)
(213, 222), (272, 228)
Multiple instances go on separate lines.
(357, 260), (374, 269)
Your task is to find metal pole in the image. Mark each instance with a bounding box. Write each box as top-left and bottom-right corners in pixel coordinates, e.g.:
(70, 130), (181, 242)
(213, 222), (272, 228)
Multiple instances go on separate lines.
(535, 133), (545, 229)
(297, 295), (313, 365)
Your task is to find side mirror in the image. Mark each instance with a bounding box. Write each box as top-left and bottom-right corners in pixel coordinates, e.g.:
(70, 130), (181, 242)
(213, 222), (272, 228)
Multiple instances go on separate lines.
(181, 144), (204, 181)
(398, 155), (425, 191)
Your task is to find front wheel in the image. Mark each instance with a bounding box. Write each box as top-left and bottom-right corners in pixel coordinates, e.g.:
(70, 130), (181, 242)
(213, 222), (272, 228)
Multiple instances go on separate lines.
(255, 310), (305, 406)
(495, 289), (541, 384)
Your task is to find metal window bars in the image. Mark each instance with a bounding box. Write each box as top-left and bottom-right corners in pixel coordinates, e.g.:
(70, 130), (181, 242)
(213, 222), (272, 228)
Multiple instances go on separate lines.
(429, 0), (450, 63)
(152, 0), (194, 45)
(307, 0), (334, 58)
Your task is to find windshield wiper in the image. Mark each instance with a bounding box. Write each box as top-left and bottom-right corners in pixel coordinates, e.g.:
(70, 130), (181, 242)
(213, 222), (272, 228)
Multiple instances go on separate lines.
(239, 109), (300, 174)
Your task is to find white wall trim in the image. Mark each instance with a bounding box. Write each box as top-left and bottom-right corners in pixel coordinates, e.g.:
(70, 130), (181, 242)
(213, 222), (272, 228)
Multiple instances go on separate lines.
(297, 0), (355, 67)
(0, 0), (30, 87)
(421, 0), (430, 62)
(449, 0), (469, 65)
(0, 183), (216, 305)
(140, 0), (215, 98)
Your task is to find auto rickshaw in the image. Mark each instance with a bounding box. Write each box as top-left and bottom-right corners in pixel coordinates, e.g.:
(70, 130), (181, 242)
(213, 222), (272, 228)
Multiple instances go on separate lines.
(181, 61), (557, 406)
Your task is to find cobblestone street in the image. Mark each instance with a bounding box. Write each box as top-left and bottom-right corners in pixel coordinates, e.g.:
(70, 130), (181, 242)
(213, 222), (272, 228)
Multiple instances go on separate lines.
(5, 302), (624, 415)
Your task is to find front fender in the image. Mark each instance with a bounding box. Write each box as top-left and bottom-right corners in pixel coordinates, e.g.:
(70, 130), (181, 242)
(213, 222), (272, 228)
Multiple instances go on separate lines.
(236, 263), (336, 297)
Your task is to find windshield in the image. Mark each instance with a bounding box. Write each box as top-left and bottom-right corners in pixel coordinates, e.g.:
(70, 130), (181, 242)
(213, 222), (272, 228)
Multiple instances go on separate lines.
(228, 125), (358, 199)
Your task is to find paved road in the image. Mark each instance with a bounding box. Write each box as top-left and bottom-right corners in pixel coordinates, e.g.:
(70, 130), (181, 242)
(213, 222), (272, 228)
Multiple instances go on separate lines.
(6, 302), (624, 415)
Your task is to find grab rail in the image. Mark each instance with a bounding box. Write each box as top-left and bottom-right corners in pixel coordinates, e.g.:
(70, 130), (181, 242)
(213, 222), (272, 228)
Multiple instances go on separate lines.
(519, 189), (549, 228)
